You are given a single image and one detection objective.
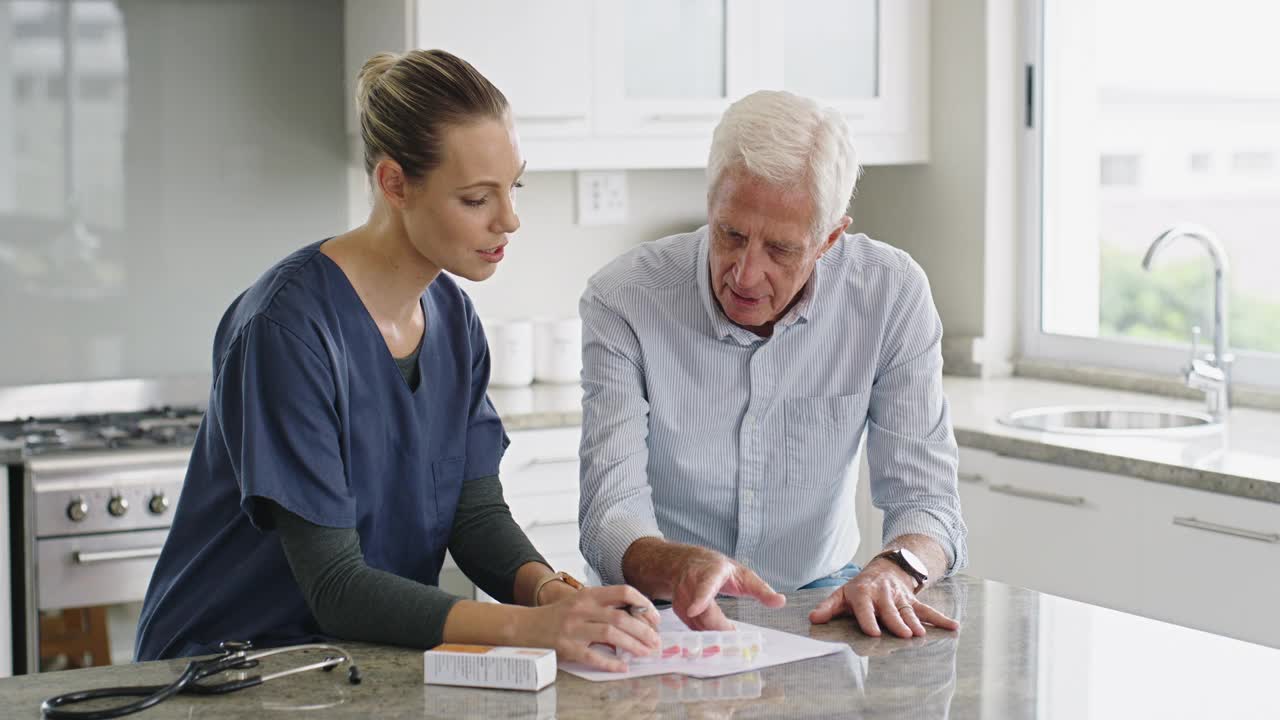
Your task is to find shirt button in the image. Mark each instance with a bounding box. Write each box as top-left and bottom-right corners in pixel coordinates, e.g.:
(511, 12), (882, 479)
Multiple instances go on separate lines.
(743, 489), (755, 504)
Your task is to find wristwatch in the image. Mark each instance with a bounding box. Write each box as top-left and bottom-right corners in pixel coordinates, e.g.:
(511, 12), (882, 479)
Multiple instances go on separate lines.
(872, 548), (929, 593)
(533, 571), (584, 606)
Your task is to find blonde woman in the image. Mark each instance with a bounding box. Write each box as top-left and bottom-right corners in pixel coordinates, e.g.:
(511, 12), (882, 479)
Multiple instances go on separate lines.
(136, 50), (659, 672)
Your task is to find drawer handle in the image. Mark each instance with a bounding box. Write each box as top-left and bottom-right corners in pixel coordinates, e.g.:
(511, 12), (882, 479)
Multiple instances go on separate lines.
(73, 547), (164, 564)
(1173, 516), (1280, 544)
(526, 456), (579, 468)
(988, 484), (1085, 506)
(958, 472), (984, 484)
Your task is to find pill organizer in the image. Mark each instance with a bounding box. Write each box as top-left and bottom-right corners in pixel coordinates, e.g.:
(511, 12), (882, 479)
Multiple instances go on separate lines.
(622, 630), (764, 664)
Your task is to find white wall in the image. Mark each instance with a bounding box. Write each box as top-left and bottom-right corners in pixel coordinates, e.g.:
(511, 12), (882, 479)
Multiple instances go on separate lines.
(452, 170), (708, 324)
(851, 0), (1020, 376)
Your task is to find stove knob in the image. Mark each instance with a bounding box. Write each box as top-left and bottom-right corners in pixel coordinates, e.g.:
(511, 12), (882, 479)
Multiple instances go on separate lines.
(107, 494), (129, 517)
(66, 497), (89, 522)
(148, 493), (170, 515)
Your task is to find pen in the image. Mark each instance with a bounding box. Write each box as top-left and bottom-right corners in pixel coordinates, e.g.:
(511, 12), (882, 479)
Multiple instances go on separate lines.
(626, 604), (653, 617)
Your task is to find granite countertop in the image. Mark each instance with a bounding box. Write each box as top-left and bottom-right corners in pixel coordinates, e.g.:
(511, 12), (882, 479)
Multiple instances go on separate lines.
(490, 377), (1280, 505)
(488, 383), (583, 431)
(3, 575), (1278, 718)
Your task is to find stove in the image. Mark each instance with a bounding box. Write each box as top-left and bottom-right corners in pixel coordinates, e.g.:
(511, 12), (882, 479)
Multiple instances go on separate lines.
(1, 406), (204, 674)
(0, 407), (204, 457)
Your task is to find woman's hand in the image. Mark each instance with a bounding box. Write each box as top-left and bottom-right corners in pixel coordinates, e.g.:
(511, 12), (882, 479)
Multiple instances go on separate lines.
(526, 585), (662, 672)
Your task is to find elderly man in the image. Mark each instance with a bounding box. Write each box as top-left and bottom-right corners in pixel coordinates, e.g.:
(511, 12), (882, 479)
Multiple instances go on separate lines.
(577, 90), (967, 638)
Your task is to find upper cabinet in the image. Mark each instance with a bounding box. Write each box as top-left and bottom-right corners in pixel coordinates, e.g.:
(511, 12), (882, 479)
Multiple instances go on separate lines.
(592, 0), (757, 139)
(344, 0), (928, 170)
(417, 1), (594, 140)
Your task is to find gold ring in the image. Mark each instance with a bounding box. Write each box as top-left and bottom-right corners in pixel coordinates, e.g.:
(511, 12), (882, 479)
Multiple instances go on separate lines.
(896, 604), (913, 612)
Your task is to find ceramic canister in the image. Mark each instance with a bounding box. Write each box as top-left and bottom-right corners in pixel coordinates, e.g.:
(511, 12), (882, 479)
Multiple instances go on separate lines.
(485, 319), (535, 387)
(534, 316), (582, 385)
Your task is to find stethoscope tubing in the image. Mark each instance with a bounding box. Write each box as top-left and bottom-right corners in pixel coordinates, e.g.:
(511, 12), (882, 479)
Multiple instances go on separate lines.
(40, 643), (357, 720)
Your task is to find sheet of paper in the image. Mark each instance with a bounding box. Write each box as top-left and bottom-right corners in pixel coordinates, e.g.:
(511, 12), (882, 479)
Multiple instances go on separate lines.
(559, 608), (847, 682)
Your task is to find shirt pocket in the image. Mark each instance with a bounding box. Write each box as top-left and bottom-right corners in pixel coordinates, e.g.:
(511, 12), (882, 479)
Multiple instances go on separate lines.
(784, 394), (869, 488)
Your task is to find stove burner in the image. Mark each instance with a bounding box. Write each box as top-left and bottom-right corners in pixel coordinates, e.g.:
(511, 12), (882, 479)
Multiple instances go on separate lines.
(0, 407), (204, 456)
(23, 426), (71, 450)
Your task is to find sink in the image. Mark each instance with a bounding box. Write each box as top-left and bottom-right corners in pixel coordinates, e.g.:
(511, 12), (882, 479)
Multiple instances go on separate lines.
(999, 406), (1221, 436)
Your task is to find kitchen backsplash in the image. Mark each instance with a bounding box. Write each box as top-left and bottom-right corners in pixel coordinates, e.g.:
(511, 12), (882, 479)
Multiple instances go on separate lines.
(0, 0), (348, 387)
(443, 169), (708, 324)
(0, 0), (714, 389)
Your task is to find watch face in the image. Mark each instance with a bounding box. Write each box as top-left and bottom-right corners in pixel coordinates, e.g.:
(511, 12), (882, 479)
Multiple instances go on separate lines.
(899, 548), (928, 578)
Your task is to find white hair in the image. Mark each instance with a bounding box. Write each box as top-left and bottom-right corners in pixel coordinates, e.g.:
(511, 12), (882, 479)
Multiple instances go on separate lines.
(706, 90), (861, 241)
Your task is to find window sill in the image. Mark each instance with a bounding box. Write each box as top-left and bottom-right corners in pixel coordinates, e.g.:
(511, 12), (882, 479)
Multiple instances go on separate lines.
(1013, 359), (1280, 413)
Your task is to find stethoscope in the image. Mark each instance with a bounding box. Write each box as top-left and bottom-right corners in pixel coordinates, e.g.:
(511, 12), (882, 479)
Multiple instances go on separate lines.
(40, 640), (362, 720)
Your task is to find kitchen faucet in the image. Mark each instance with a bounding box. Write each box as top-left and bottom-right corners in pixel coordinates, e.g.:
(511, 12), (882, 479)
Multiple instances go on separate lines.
(1141, 224), (1232, 421)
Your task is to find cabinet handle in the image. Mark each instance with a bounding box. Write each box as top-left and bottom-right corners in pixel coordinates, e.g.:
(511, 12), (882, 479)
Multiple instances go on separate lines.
(73, 547), (164, 564)
(526, 456), (579, 468)
(988, 484), (1085, 506)
(958, 472), (984, 484)
(1172, 516), (1280, 544)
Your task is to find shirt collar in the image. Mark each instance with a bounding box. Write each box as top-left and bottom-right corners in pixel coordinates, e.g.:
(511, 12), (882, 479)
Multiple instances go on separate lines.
(696, 227), (823, 345)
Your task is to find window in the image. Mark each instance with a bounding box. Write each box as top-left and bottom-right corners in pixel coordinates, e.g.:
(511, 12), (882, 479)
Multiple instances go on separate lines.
(1098, 154), (1139, 187)
(1188, 153), (1212, 174)
(1024, 0), (1280, 387)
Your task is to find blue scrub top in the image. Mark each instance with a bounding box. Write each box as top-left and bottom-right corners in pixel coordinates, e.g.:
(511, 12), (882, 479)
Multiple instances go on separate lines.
(135, 241), (508, 661)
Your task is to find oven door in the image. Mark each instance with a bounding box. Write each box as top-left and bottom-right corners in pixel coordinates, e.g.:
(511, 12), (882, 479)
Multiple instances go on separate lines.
(34, 529), (166, 670)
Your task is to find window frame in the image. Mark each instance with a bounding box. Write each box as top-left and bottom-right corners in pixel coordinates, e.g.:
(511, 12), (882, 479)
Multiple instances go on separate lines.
(1019, 0), (1280, 389)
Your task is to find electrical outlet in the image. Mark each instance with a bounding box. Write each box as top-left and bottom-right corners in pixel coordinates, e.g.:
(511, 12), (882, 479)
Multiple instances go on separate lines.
(576, 171), (629, 225)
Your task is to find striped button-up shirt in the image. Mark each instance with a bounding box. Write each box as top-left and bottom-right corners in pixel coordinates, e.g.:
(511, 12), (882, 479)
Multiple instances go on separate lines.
(578, 226), (967, 591)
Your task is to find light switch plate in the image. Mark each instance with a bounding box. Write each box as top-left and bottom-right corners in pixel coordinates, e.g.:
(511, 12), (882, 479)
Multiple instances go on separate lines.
(576, 171), (628, 225)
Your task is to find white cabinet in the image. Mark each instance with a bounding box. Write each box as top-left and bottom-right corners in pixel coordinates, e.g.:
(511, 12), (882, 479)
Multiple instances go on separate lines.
(1135, 481), (1280, 649)
(958, 447), (1280, 649)
(755, 0), (928, 162)
(445, 426), (586, 603)
(417, 0), (594, 140)
(957, 447), (1146, 616)
(592, 0), (758, 140)
(343, 0), (929, 170)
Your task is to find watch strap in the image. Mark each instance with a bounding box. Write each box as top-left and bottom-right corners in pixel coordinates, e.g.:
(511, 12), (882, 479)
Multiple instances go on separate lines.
(533, 571), (584, 606)
(873, 549), (927, 593)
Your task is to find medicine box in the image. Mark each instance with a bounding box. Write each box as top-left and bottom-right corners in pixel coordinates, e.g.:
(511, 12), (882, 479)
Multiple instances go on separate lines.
(423, 644), (557, 691)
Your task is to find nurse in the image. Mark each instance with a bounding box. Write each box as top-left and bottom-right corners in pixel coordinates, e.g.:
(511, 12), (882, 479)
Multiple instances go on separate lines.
(135, 49), (659, 672)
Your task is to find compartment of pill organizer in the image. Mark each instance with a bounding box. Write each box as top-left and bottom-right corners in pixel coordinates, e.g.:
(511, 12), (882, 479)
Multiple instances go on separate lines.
(623, 630), (764, 664)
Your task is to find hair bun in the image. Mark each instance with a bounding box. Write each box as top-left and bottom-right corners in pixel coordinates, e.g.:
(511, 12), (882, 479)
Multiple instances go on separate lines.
(355, 52), (401, 112)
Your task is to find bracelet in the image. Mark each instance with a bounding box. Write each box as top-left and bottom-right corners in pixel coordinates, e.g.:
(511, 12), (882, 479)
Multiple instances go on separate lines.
(532, 571), (584, 606)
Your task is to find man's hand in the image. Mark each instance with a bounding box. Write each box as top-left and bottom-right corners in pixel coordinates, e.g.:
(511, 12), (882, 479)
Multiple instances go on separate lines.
(623, 539), (786, 631)
(808, 557), (958, 638)
(671, 546), (787, 630)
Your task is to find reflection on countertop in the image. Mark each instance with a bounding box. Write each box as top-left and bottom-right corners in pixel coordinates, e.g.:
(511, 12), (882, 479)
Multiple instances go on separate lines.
(2, 575), (1277, 718)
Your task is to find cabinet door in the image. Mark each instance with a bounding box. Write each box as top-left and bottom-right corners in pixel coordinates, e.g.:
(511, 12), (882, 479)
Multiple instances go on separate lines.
(1137, 482), (1280, 649)
(501, 427), (582, 569)
(756, 0), (928, 163)
(957, 448), (1145, 615)
(417, 0), (594, 139)
(445, 426), (584, 603)
(526, 520), (590, 583)
(592, 0), (760, 138)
